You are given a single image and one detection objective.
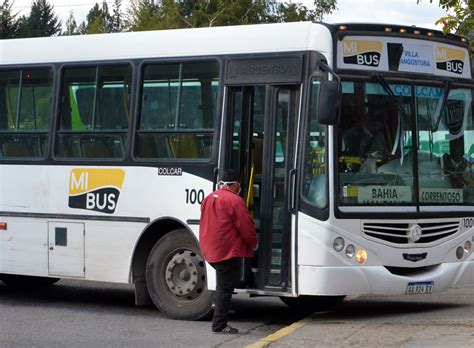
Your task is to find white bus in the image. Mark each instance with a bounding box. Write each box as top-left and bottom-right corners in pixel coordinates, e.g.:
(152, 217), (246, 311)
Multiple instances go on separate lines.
(0, 22), (473, 319)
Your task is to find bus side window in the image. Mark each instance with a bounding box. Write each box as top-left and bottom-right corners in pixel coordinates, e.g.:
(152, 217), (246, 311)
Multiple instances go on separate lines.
(0, 68), (52, 160)
(56, 65), (131, 160)
(302, 80), (328, 210)
(135, 61), (219, 160)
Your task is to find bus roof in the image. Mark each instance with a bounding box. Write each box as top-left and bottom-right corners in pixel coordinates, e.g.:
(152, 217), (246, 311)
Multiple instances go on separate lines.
(0, 22), (332, 65)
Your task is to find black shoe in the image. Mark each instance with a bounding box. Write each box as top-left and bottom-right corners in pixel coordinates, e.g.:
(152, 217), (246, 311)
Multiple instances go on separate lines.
(212, 325), (239, 334)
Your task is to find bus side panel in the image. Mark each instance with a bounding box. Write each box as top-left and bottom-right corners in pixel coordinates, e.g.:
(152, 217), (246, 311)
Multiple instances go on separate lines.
(0, 165), (49, 212)
(83, 221), (148, 282)
(0, 218), (48, 276)
(45, 165), (213, 283)
(1, 164), (213, 283)
(0, 165), (49, 276)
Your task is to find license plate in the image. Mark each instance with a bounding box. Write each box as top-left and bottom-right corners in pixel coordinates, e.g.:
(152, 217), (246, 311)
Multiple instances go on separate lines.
(406, 281), (434, 294)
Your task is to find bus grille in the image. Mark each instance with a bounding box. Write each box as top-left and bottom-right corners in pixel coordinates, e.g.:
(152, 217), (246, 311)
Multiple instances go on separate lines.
(363, 221), (459, 245)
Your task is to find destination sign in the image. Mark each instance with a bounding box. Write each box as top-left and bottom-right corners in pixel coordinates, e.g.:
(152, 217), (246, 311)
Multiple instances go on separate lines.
(419, 188), (463, 204)
(225, 56), (303, 84)
(336, 36), (471, 79)
(357, 185), (412, 204)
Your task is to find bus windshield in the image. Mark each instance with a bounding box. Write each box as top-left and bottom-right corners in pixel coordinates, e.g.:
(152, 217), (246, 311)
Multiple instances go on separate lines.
(337, 80), (474, 207)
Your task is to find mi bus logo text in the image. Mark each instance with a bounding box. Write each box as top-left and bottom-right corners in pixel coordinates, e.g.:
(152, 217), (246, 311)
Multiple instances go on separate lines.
(68, 169), (125, 214)
(343, 40), (383, 67)
(436, 47), (465, 75)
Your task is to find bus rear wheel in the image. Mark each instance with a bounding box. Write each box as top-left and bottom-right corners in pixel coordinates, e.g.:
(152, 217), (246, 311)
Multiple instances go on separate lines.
(280, 295), (345, 314)
(146, 228), (213, 320)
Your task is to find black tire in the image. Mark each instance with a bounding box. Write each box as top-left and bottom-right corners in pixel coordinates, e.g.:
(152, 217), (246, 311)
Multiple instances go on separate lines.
(280, 295), (345, 314)
(0, 275), (60, 289)
(146, 228), (213, 320)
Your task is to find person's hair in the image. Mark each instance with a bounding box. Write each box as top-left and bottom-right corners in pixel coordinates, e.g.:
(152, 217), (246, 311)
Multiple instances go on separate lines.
(221, 169), (239, 183)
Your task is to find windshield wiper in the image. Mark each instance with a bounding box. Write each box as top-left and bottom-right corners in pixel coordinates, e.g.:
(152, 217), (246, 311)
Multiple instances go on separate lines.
(372, 74), (412, 125)
(371, 74), (411, 157)
(431, 80), (451, 132)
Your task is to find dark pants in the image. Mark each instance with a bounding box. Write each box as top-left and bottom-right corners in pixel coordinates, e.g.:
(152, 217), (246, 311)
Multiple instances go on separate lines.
(210, 258), (241, 331)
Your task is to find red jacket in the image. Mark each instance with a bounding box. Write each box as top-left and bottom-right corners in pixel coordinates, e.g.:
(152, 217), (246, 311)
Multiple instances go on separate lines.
(199, 186), (257, 263)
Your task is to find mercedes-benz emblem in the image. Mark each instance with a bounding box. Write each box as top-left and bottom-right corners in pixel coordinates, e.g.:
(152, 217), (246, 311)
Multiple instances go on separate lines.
(409, 224), (423, 242)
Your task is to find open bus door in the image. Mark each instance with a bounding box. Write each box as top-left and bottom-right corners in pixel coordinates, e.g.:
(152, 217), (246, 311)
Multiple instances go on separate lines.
(223, 84), (299, 294)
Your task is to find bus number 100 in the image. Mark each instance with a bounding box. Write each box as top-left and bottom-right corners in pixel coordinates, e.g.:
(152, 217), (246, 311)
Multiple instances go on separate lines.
(463, 218), (474, 229)
(185, 189), (205, 205)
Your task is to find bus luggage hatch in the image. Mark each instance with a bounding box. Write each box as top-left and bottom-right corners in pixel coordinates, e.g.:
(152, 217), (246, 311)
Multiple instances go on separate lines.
(48, 222), (85, 278)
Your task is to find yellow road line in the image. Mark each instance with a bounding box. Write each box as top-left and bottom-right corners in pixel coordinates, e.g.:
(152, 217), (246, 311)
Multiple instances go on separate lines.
(246, 318), (311, 348)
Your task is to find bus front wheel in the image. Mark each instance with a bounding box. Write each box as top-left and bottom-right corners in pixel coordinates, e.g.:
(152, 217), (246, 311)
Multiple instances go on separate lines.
(280, 295), (345, 314)
(146, 228), (213, 320)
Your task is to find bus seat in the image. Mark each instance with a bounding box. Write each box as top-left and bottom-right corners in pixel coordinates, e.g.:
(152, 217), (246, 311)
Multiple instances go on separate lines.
(2, 142), (34, 158)
(137, 135), (155, 158)
(82, 142), (110, 158)
(169, 135), (198, 159)
(138, 134), (173, 158)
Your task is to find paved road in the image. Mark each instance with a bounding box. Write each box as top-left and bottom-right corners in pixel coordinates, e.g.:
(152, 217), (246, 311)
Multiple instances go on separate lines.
(1, 280), (473, 347)
(270, 287), (474, 348)
(0, 279), (298, 347)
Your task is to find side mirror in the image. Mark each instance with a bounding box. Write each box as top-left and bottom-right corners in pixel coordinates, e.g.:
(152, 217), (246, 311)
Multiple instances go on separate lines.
(317, 80), (341, 125)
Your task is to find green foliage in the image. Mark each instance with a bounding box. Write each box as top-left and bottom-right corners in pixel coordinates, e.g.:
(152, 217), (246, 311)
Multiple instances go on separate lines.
(0, 0), (20, 39)
(124, 0), (337, 30)
(125, 0), (161, 31)
(17, 0), (61, 37)
(419, 0), (473, 35)
(175, 0), (268, 27)
(111, 0), (123, 32)
(86, 2), (113, 34)
(313, 0), (337, 21)
(2, 0), (338, 39)
(30, 0), (61, 36)
(64, 11), (79, 36)
(273, 3), (316, 23)
(16, 14), (30, 37)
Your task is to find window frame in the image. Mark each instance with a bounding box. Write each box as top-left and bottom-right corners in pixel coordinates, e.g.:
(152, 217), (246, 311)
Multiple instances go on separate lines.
(298, 74), (330, 221)
(0, 65), (55, 161)
(334, 74), (474, 218)
(53, 62), (134, 162)
(132, 58), (221, 163)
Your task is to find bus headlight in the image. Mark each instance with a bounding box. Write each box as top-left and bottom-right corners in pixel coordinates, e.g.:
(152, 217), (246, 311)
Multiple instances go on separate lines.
(333, 237), (345, 252)
(464, 241), (472, 254)
(456, 246), (464, 260)
(345, 244), (355, 258)
(356, 249), (368, 264)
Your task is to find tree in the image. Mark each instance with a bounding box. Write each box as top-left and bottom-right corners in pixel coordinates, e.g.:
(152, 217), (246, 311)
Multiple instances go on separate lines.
(16, 14), (30, 37)
(111, 0), (124, 32)
(313, 0), (337, 22)
(268, 0), (337, 23)
(419, 0), (473, 35)
(19, 0), (62, 37)
(177, 0), (321, 27)
(64, 11), (80, 35)
(125, 0), (161, 31)
(86, 1), (113, 34)
(125, 0), (338, 31)
(0, 0), (20, 39)
(271, 3), (316, 23)
(172, 0), (268, 28)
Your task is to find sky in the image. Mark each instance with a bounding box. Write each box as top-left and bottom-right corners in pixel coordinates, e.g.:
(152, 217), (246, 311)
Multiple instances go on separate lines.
(10, 0), (449, 31)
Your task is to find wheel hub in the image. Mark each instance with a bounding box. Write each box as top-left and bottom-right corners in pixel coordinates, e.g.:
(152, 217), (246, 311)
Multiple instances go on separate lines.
(165, 250), (205, 299)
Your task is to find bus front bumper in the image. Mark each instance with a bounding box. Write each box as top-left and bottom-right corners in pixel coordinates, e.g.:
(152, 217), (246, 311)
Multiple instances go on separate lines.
(298, 261), (474, 296)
